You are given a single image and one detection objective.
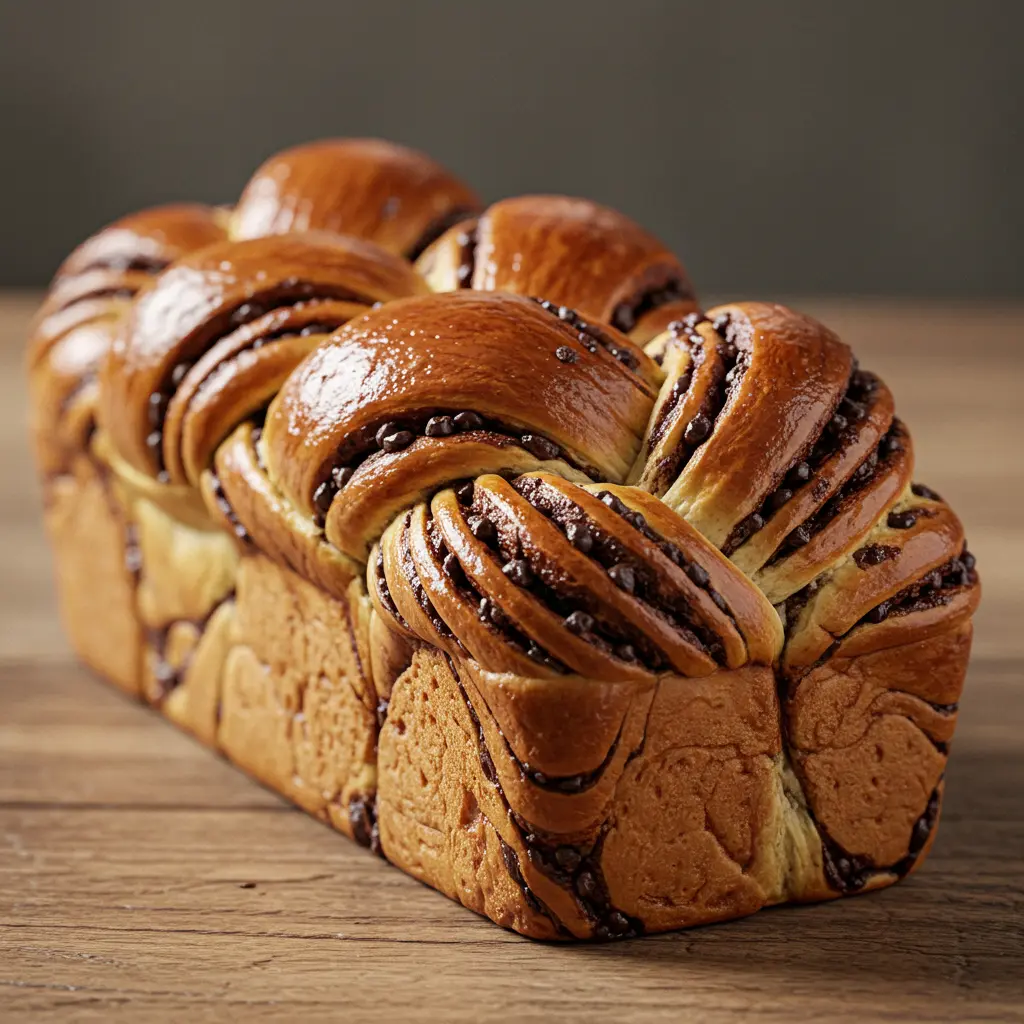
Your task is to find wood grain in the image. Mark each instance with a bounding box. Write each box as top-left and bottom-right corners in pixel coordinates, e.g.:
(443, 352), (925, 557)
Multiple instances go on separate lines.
(2, 293), (1022, 1022)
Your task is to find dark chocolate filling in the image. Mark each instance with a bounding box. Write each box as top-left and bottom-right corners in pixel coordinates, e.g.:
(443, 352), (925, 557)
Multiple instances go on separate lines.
(821, 785), (941, 893)
(147, 287), (374, 482)
(397, 512), (460, 647)
(405, 205), (479, 262)
(644, 315), (748, 488)
(145, 591), (235, 704)
(769, 420), (907, 564)
(519, 823), (644, 940)
(443, 655), (597, 938)
(646, 317), (706, 447)
(73, 254), (171, 277)
(610, 276), (694, 335)
(426, 518), (567, 673)
(123, 522), (143, 585)
(858, 549), (977, 627)
(532, 299), (642, 373)
(54, 285), (138, 314)
(208, 471), (253, 547)
(501, 477), (729, 670)
(348, 795), (383, 856)
(310, 409), (597, 528)
(911, 482), (944, 502)
(723, 368), (882, 556)
(374, 547), (409, 631)
(852, 544), (900, 570)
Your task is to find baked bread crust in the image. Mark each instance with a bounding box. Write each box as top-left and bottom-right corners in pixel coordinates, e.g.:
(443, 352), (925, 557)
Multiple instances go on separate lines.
(416, 195), (697, 343)
(29, 140), (978, 940)
(231, 138), (481, 258)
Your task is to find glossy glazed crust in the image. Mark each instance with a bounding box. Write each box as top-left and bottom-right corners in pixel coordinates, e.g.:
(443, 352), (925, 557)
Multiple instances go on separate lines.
(30, 161), (978, 941)
(231, 138), (481, 257)
(99, 233), (426, 484)
(264, 292), (661, 559)
(29, 204), (229, 476)
(417, 195), (697, 343)
(29, 204), (229, 691)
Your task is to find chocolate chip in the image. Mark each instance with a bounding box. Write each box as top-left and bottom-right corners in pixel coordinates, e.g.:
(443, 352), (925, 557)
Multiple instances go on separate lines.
(525, 642), (548, 665)
(566, 522), (593, 553)
(881, 432), (903, 455)
(788, 524), (812, 549)
(684, 412), (711, 445)
(503, 559), (533, 587)
(554, 846), (581, 872)
(453, 411), (484, 431)
(661, 542), (684, 566)
(606, 912), (630, 936)
(521, 434), (561, 461)
(962, 550), (976, 571)
(332, 465), (354, 489)
(375, 421), (403, 447)
(685, 562), (710, 587)
(608, 563), (635, 593)
(456, 481), (475, 505)
(865, 601), (891, 624)
(555, 345), (578, 364)
(425, 414), (455, 437)
(312, 480), (335, 518)
(564, 610), (594, 635)
(379, 429), (414, 453)
(612, 347), (639, 369)
(788, 461), (812, 484)
(145, 430), (162, 450)
(170, 361), (191, 386)
(600, 491), (627, 515)
(741, 512), (764, 537)
(853, 544), (899, 569)
(888, 510), (918, 530)
(710, 591), (728, 612)
(616, 644), (636, 662)
(611, 303), (634, 333)
(442, 552), (466, 587)
(829, 412), (849, 434)
(911, 482), (943, 501)
(469, 516), (496, 543)
(852, 460), (876, 484)
(768, 487), (793, 513)
(624, 509), (646, 530)
(575, 871), (598, 899)
(479, 597), (507, 628)
(557, 305), (576, 323)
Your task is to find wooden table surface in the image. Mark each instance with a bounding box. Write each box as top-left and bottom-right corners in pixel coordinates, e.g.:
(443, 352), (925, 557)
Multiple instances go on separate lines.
(1, 293), (1022, 1022)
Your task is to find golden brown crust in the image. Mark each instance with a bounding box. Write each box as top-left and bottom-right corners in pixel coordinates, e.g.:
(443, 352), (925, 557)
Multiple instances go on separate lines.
(99, 233), (425, 483)
(371, 472), (782, 681)
(636, 303), (856, 546)
(417, 194), (697, 343)
(29, 204), (228, 476)
(28, 152), (979, 943)
(231, 138), (480, 257)
(265, 292), (661, 559)
(377, 646), (793, 938)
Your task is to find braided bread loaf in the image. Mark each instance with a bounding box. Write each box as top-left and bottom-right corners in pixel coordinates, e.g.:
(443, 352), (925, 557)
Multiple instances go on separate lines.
(29, 139), (979, 940)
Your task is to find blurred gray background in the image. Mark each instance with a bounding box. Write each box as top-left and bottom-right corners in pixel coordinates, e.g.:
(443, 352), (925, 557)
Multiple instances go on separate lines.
(2, 0), (1021, 296)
